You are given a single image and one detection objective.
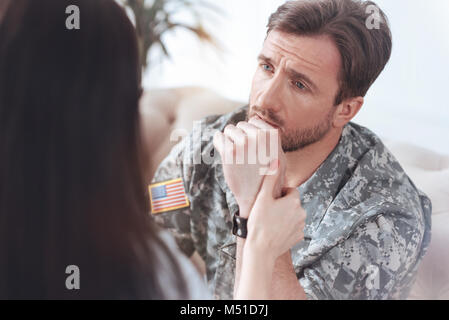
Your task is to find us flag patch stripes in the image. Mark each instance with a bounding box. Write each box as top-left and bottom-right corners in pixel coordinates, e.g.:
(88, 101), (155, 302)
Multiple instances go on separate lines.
(149, 178), (190, 214)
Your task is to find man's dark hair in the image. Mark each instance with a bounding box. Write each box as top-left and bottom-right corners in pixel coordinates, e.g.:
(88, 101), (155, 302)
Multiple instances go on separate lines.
(267, 0), (392, 105)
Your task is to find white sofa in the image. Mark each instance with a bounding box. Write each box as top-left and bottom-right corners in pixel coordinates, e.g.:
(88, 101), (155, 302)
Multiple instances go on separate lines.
(140, 87), (449, 300)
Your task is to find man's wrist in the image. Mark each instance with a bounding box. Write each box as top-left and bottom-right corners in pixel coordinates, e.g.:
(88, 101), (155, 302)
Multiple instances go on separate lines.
(237, 205), (252, 219)
(244, 237), (277, 265)
(243, 241), (276, 270)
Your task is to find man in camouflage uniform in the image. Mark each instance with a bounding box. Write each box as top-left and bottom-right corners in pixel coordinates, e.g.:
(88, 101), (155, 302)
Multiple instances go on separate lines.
(151, 0), (432, 299)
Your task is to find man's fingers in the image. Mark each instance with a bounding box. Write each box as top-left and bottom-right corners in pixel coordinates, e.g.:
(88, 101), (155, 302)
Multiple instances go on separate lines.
(224, 124), (247, 146)
(235, 122), (258, 142)
(236, 122), (259, 163)
(214, 130), (234, 158)
(236, 121), (259, 134)
(258, 159), (281, 199)
(214, 129), (238, 165)
(248, 117), (277, 131)
(213, 131), (225, 156)
(248, 117), (282, 147)
(224, 124), (249, 164)
(218, 122), (282, 167)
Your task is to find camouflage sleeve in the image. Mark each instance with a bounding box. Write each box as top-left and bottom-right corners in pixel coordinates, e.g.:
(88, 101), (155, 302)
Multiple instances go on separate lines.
(299, 214), (424, 300)
(151, 136), (196, 258)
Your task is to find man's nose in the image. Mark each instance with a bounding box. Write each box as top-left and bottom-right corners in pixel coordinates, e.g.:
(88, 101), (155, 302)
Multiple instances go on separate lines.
(256, 76), (283, 114)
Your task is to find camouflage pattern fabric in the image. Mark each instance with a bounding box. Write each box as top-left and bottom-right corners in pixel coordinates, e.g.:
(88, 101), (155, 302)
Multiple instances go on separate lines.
(151, 106), (432, 300)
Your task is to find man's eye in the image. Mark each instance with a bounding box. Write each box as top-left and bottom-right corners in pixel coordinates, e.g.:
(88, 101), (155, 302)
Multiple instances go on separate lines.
(262, 64), (273, 72)
(295, 81), (306, 90)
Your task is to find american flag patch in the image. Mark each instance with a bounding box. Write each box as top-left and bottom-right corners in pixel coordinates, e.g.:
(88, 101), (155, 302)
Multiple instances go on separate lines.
(149, 178), (190, 214)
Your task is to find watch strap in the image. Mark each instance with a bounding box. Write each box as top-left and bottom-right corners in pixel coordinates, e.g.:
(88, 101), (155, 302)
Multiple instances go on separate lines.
(232, 211), (248, 239)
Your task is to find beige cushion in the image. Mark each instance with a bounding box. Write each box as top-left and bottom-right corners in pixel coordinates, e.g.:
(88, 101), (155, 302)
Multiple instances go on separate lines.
(140, 87), (241, 180)
(140, 87), (449, 299)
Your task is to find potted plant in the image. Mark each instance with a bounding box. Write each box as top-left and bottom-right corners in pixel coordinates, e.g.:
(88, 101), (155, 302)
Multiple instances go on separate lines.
(120, 0), (220, 71)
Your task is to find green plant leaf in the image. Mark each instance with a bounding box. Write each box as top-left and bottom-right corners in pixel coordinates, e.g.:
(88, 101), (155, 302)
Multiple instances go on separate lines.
(121, 0), (223, 70)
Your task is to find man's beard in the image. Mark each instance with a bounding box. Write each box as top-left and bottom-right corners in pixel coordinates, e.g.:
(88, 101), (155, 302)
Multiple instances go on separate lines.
(247, 106), (334, 153)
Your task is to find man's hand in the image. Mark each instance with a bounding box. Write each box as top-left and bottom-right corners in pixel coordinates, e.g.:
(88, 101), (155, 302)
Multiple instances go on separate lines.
(234, 159), (307, 300)
(247, 116), (287, 200)
(213, 119), (285, 218)
(246, 161), (306, 262)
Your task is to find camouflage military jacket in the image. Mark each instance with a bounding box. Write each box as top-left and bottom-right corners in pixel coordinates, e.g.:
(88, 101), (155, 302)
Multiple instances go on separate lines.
(151, 106), (432, 300)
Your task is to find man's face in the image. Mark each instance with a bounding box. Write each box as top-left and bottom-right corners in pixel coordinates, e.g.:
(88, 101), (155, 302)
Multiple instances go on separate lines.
(248, 30), (342, 152)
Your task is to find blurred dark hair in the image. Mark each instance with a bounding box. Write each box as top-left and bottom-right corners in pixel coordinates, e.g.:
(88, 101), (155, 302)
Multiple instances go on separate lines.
(0, 0), (187, 299)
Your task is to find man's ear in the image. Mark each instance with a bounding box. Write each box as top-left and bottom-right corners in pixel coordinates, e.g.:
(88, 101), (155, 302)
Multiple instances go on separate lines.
(333, 96), (364, 128)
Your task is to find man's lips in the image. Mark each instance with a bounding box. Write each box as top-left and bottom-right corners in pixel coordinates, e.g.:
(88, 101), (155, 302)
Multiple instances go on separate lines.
(252, 114), (281, 129)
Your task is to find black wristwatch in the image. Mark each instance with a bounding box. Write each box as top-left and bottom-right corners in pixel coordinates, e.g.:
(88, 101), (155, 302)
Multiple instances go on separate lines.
(232, 211), (248, 239)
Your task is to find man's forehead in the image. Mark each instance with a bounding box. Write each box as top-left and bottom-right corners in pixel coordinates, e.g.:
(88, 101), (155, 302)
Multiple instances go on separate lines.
(261, 30), (341, 77)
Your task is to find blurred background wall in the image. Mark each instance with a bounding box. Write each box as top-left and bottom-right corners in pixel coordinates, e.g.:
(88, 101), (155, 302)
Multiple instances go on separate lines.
(140, 0), (449, 155)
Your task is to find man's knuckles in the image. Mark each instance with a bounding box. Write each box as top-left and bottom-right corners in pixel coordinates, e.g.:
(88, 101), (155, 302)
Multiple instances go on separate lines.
(224, 124), (248, 148)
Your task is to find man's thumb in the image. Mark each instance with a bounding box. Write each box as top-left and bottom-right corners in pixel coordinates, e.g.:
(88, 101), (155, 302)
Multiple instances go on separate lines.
(259, 159), (281, 197)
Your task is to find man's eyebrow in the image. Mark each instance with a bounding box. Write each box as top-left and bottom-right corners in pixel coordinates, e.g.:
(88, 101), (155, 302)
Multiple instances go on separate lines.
(257, 53), (319, 91)
(257, 54), (274, 64)
(257, 53), (319, 92)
